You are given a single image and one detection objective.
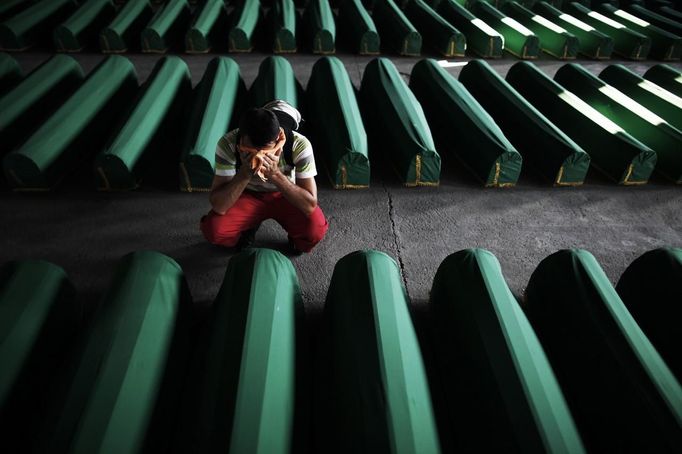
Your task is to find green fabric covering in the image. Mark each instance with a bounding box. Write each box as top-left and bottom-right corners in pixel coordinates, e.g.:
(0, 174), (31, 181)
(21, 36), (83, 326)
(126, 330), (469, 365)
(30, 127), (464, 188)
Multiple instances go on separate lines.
(628, 4), (682, 36)
(228, 0), (261, 52)
(96, 56), (191, 191)
(472, 0), (540, 58)
(302, 0), (336, 54)
(360, 58), (440, 186)
(645, 63), (682, 98)
(617, 248), (682, 381)
(141, 0), (191, 53)
(430, 249), (585, 453)
(175, 248), (302, 453)
(505, 61), (655, 184)
(249, 56), (300, 109)
(337, 0), (379, 54)
(533, 1), (613, 58)
(459, 60), (589, 186)
(600, 64), (682, 132)
(555, 63), (682, 183)
(185, 0), (227, 53)
(410, 59), (522, 187)
(524, 249), (682, 453)
(0, 0), (31, 23)
(565, 2), (651, 59)
(0, 0), (78, 50)
(180, 57), (245, 192)
(659, 5), (682, 22)
(3, 55), (138, 190)
(436, 0), (503, 57)
(36, 251), (191, 454)
(316, 250), (440, 453)
(373, 0), (422, 56)
(100, 0), (153, 53)
(268, 0), (297, 53)
(307, 57), (370, 188)
(502, 1), (579, 58)
(0, 55), (83, 156)
(404, 0), (465, 56)
(53, 0), (116, 52)
(598, 4), (682, 60)
(0, 52), (21, 96)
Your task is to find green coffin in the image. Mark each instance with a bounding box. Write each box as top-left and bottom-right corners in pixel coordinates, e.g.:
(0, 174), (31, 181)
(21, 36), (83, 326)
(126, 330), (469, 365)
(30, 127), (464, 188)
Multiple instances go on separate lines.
(36, 251), (192, 454)
(100, 0), (153, 53)
(617, 248), (682, 381)
(141, 0), (191, 53)
(555, 63), (682, 183)
(598, 4), (682, 60)
(472, 0), (540, 58)
(180, 57), (245, 192)
(373, 0), (422, 56)
(565, 2), (651, 59)
(459, 60), (589, 186)
(316, 250), (440, 453)
(502, 1), (578, 58)
(645, 63), (682, 98)
(533, 1), (613, 58)
(337, 0), (379, 54)
(268, 0), (297, 53)
(404, 0), (466, 56)
(411, 59), (522, 187)
(436, 0), (503, 57)
(628, 4), (682, 36)
(302, 0), (336, 53)
(3, 55), (138, 190)
(96, 56), (191, 191)
(659, 5), (682, 22)
(430, 249), (584, 453)
(249, 56), (300, 109)
(0, 52), (21, 96)
(53, 0), (116, 52)
(600, 64), (682, 132)
(0, 0), (78, 50)
(504, 61), (655, 184)
(228, 0), (261, 52)
(360, 58), (440, 186)
(307, 57), (369, 189)
(524, 249), (682, 453)
(0, 55), (83, 156)
(0, 0), (31, 23)
(185, 0), (228, 53)
(175, 249), (302, 453)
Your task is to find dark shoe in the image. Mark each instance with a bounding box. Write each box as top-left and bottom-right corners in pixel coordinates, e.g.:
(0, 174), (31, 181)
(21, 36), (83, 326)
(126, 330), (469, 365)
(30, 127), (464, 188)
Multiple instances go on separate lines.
(236, 226), (259, 250)
(287, 237), (304, 256)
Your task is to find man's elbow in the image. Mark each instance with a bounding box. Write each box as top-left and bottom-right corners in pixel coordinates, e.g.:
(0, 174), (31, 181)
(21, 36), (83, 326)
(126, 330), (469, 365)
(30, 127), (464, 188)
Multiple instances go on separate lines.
(304, 199), (318, 216)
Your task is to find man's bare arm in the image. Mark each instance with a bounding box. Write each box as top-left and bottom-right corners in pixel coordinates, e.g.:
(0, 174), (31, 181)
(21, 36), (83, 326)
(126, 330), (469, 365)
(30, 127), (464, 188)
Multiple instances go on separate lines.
(270, 173), (318, 216)
(208, 165), (253, 215)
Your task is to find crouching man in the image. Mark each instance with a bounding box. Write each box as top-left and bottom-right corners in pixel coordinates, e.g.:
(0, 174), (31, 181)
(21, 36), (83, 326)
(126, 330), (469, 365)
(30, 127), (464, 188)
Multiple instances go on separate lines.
(200, 100), (328, 253)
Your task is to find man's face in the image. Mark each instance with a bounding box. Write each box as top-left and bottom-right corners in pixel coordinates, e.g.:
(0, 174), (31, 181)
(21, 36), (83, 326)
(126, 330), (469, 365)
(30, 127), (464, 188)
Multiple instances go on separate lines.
(238, 128), (285, 156)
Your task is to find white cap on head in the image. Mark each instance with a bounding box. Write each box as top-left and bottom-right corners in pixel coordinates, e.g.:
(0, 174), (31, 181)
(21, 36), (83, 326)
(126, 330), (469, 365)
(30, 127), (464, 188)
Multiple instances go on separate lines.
(262, 100), (302, 129)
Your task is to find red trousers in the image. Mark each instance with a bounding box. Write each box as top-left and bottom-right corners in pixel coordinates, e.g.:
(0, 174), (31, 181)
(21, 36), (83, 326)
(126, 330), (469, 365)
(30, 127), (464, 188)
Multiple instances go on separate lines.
(200, 190), (328, 253)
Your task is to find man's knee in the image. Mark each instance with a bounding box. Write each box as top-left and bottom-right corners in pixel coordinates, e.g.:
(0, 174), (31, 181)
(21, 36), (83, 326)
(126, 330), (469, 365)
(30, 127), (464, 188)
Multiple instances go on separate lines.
(291, 207), (329, 252)
(200, 212), (240, 247)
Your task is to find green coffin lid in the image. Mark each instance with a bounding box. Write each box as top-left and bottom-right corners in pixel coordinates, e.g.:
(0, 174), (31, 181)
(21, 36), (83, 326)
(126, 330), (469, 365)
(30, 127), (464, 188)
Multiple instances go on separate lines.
(504, 61), (655, 184)
(373, 0), (422, 56)
(658, 5), (682, 22)
(316, 250), (440, 453)
(617, 248), (682, 381)
(405, 0), (466, 57)
(175, 248), (302, 453)
(307, 56), (369, 188)
(360, 58), (440, 186)
(628, 4), (682, 36)
(100, 0), (153, 53)
(600, 64), (682, 132)
(0, 0), (78, 50)
(524, 249), (682, 453)
(644, 63), (682, 98)
(180, 57), (245, 192)
(436, 0), (503, 58)
(0, 52), (22, 96)
(411, 59), (522, 187)
(185, 0), (228, 53)
(269, 0), (297, 53)
(302, 0), (336, 53)
(0, 54), (83, 156)
(459, 60), (589, 186)
(141, 0), (191, 53)
(0, 0), (31, 23)
(3, 55), (138, 190)
(249, 55), (300, 108)
(555, 63), (682, 183)
(502, 1), (579, 58)
(472, 0), (540, 58)
(430, 249), (584, 453)
(53, 0), (116, 52)
(96, 56), (191, 191)
(228, 0), (261, 52)
(337, 0), (379, 54)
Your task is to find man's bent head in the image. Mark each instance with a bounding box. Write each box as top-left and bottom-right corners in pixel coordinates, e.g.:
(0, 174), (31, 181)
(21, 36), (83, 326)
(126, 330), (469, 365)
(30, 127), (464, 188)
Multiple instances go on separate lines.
(239, 108), (280, 149)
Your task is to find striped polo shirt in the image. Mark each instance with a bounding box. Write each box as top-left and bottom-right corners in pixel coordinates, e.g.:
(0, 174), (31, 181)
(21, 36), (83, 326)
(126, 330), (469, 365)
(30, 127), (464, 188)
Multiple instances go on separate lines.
(215, 128), (317, 192)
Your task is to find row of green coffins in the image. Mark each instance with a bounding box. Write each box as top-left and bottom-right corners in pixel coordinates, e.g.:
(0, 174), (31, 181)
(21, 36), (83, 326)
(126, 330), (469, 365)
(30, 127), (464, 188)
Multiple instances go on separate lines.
(1, 246), (680, 453)
(1, 0), (681, 59)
